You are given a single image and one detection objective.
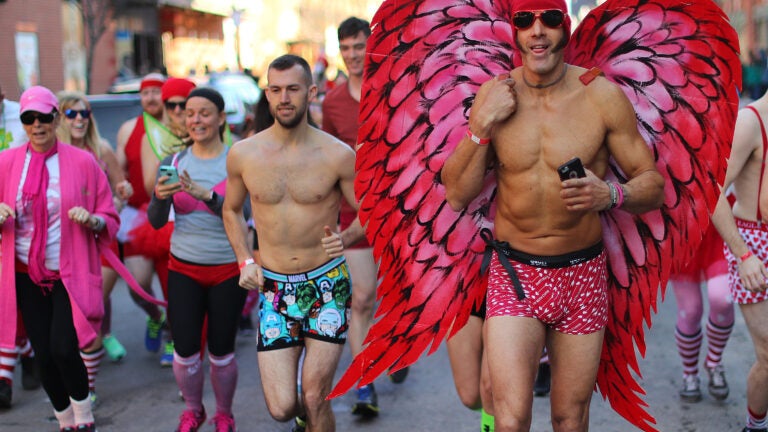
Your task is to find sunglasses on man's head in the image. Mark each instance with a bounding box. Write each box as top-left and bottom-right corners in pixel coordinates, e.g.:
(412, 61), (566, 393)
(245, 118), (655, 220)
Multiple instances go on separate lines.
(165, 101), (186, 111)
(513, 10), (565, 30)
(64, 109), (91, 119)
(20, 111), (56, 125)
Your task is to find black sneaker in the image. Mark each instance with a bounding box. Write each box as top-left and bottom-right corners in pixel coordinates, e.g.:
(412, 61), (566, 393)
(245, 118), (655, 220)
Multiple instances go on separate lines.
(388, 366), (409, 384)
(0, 379), (12, 408)
(20, 356), (41, 390)
(533, 363), (551, 397)
(351, 383), (379, 418)
(743, 428), (768, 432)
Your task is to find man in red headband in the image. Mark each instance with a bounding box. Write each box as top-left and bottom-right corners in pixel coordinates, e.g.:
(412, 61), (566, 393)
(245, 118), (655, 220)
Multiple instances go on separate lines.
(114, 73), (171, 366)
(442, 0), (665, 430)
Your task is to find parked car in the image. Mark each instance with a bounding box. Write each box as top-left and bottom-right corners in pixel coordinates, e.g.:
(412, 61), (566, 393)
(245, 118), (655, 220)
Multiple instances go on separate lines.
(205, 72), (261, 137)
(87, 93), (142, 148)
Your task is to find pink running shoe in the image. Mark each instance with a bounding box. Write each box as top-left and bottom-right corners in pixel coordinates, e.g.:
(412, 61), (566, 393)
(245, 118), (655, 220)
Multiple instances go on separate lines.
(176, 408), (206, 432)
(211, 412), (236, 432)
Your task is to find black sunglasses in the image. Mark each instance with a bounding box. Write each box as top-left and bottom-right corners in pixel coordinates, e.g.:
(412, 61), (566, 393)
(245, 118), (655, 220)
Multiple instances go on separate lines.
(513, 10), (565, 30)
(64, 109), (91, 119)
(165, 101), (186, 111)
(20, 111), (56, 125)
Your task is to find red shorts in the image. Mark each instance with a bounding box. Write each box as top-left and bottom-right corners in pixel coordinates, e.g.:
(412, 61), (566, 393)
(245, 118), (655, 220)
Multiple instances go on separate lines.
(725, 218), (768, 305)
(486, 242), (608, 335)
(168, 255), (239, 287)
(677, 224), (727, 279)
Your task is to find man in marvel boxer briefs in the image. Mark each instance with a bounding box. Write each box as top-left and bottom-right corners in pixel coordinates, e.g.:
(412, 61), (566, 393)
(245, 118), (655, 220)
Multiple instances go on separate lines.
(223, 54), (363, 432)
(711, 89), (768, 432)
(442, 0), (664, 430)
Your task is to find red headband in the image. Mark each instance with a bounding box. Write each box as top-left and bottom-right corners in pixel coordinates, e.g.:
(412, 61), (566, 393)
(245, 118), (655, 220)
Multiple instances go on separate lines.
(140, 73), (166, 91)
(512, 0), (571, 43)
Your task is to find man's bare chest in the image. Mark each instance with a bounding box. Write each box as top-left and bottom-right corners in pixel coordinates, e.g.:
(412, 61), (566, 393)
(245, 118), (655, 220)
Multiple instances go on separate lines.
(246, 159), (337, 205)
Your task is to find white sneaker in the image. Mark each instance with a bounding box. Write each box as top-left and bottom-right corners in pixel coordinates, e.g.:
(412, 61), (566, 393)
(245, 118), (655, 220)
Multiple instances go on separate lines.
(679, 374), (702, 402)
(707, 364), (729, 400)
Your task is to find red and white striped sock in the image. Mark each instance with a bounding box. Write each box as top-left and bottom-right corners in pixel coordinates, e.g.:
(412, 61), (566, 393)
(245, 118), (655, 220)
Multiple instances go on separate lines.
(747, 407), (768, 429)
(704, 319), (734, 369)
(17, 338), (33, 359)
(0, 347), (18, 382)
(675, 327), (702, 376)
(80, 348), (105, 393)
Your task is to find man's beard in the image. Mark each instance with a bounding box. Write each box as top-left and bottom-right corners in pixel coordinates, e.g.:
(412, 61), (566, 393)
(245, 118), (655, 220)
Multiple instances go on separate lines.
(274, 104), (306, 129)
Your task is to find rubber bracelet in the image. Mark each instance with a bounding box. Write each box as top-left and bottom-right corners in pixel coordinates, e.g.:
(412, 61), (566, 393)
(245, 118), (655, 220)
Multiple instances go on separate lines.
(239, 258), (255, 270)
(466, 129), (490, 145)
(604, 181), (617, 210)
(614, 182), (625, 208)
(740, 250), (753, 263)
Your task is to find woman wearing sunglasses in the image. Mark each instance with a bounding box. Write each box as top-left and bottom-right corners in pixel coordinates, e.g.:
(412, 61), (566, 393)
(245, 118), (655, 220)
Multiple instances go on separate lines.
(0, 85), (119, 432)
(442, 0), (665, 430)
(129, 77), (196, 367)
(147, 87), (248, 432)
(57, 92), (134, 396)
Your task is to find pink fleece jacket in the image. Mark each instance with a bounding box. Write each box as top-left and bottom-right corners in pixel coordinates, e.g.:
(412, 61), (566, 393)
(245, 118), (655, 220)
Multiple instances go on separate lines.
(0, 142), (119, 350)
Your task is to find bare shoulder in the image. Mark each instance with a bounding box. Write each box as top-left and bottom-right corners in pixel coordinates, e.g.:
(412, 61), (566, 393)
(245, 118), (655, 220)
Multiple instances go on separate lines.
(579, 71), (627, 105)
(733, 102), (764, 150)
(311, 127), (355, 158)
(231, 130), (268, 157)
(227, 131), (270, 175)
(741, 100), (767, 129)
(99, 140), (116, 156)
(116, 117), (138, 144)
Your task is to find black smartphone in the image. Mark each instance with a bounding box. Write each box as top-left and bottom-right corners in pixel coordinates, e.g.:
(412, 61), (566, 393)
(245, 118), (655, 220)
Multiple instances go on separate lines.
(158, 165), (180, 185)
(557, 157), (586, 181)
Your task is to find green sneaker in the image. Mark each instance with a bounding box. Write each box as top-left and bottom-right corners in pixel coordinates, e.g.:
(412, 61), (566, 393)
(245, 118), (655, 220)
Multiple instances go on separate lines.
(160, 341), (174, 367)
(103, 334), (126, 362)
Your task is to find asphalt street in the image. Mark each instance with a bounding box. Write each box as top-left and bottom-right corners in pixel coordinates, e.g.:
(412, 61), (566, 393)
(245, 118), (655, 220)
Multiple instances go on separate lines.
(0, 279), (756, 431)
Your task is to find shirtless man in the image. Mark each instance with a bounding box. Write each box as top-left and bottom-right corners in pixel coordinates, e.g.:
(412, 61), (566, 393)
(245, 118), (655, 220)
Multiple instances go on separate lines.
(114, 73), (168, 359)
(442, 1), (665, 431)
(711, 90), (768, 432)
(223, 54), (363, 432)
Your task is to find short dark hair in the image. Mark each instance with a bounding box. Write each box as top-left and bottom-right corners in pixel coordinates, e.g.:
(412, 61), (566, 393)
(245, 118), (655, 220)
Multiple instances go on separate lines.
(268, 54), (313, 86)
(338, 17), (371, 41)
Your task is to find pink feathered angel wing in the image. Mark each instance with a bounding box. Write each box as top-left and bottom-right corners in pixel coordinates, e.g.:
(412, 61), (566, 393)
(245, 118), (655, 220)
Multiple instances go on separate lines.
(330, 1), (740, 430)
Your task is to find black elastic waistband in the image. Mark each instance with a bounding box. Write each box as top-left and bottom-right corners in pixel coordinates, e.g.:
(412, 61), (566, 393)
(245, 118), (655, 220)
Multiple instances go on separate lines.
(495, 240), (604, 269)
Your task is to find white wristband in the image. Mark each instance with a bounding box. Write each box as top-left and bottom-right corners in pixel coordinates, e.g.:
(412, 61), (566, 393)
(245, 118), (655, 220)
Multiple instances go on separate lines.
(239, 258), (255, 271)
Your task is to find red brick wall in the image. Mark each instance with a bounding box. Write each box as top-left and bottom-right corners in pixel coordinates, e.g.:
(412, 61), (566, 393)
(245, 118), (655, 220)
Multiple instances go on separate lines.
(0, 0), (64, 100)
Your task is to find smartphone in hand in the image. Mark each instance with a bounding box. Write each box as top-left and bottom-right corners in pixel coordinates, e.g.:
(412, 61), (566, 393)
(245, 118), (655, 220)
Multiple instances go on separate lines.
(158, 165), (180, 185)
(557, 157), (586, 181)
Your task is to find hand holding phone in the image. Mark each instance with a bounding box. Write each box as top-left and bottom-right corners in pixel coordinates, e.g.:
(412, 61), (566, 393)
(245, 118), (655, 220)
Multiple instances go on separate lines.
(159, 165), (180, 185)
(557, 157), (586, 181)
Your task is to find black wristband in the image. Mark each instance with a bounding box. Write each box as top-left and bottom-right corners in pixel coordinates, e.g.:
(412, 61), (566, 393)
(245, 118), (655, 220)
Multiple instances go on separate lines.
(205, 191), (217, 203)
